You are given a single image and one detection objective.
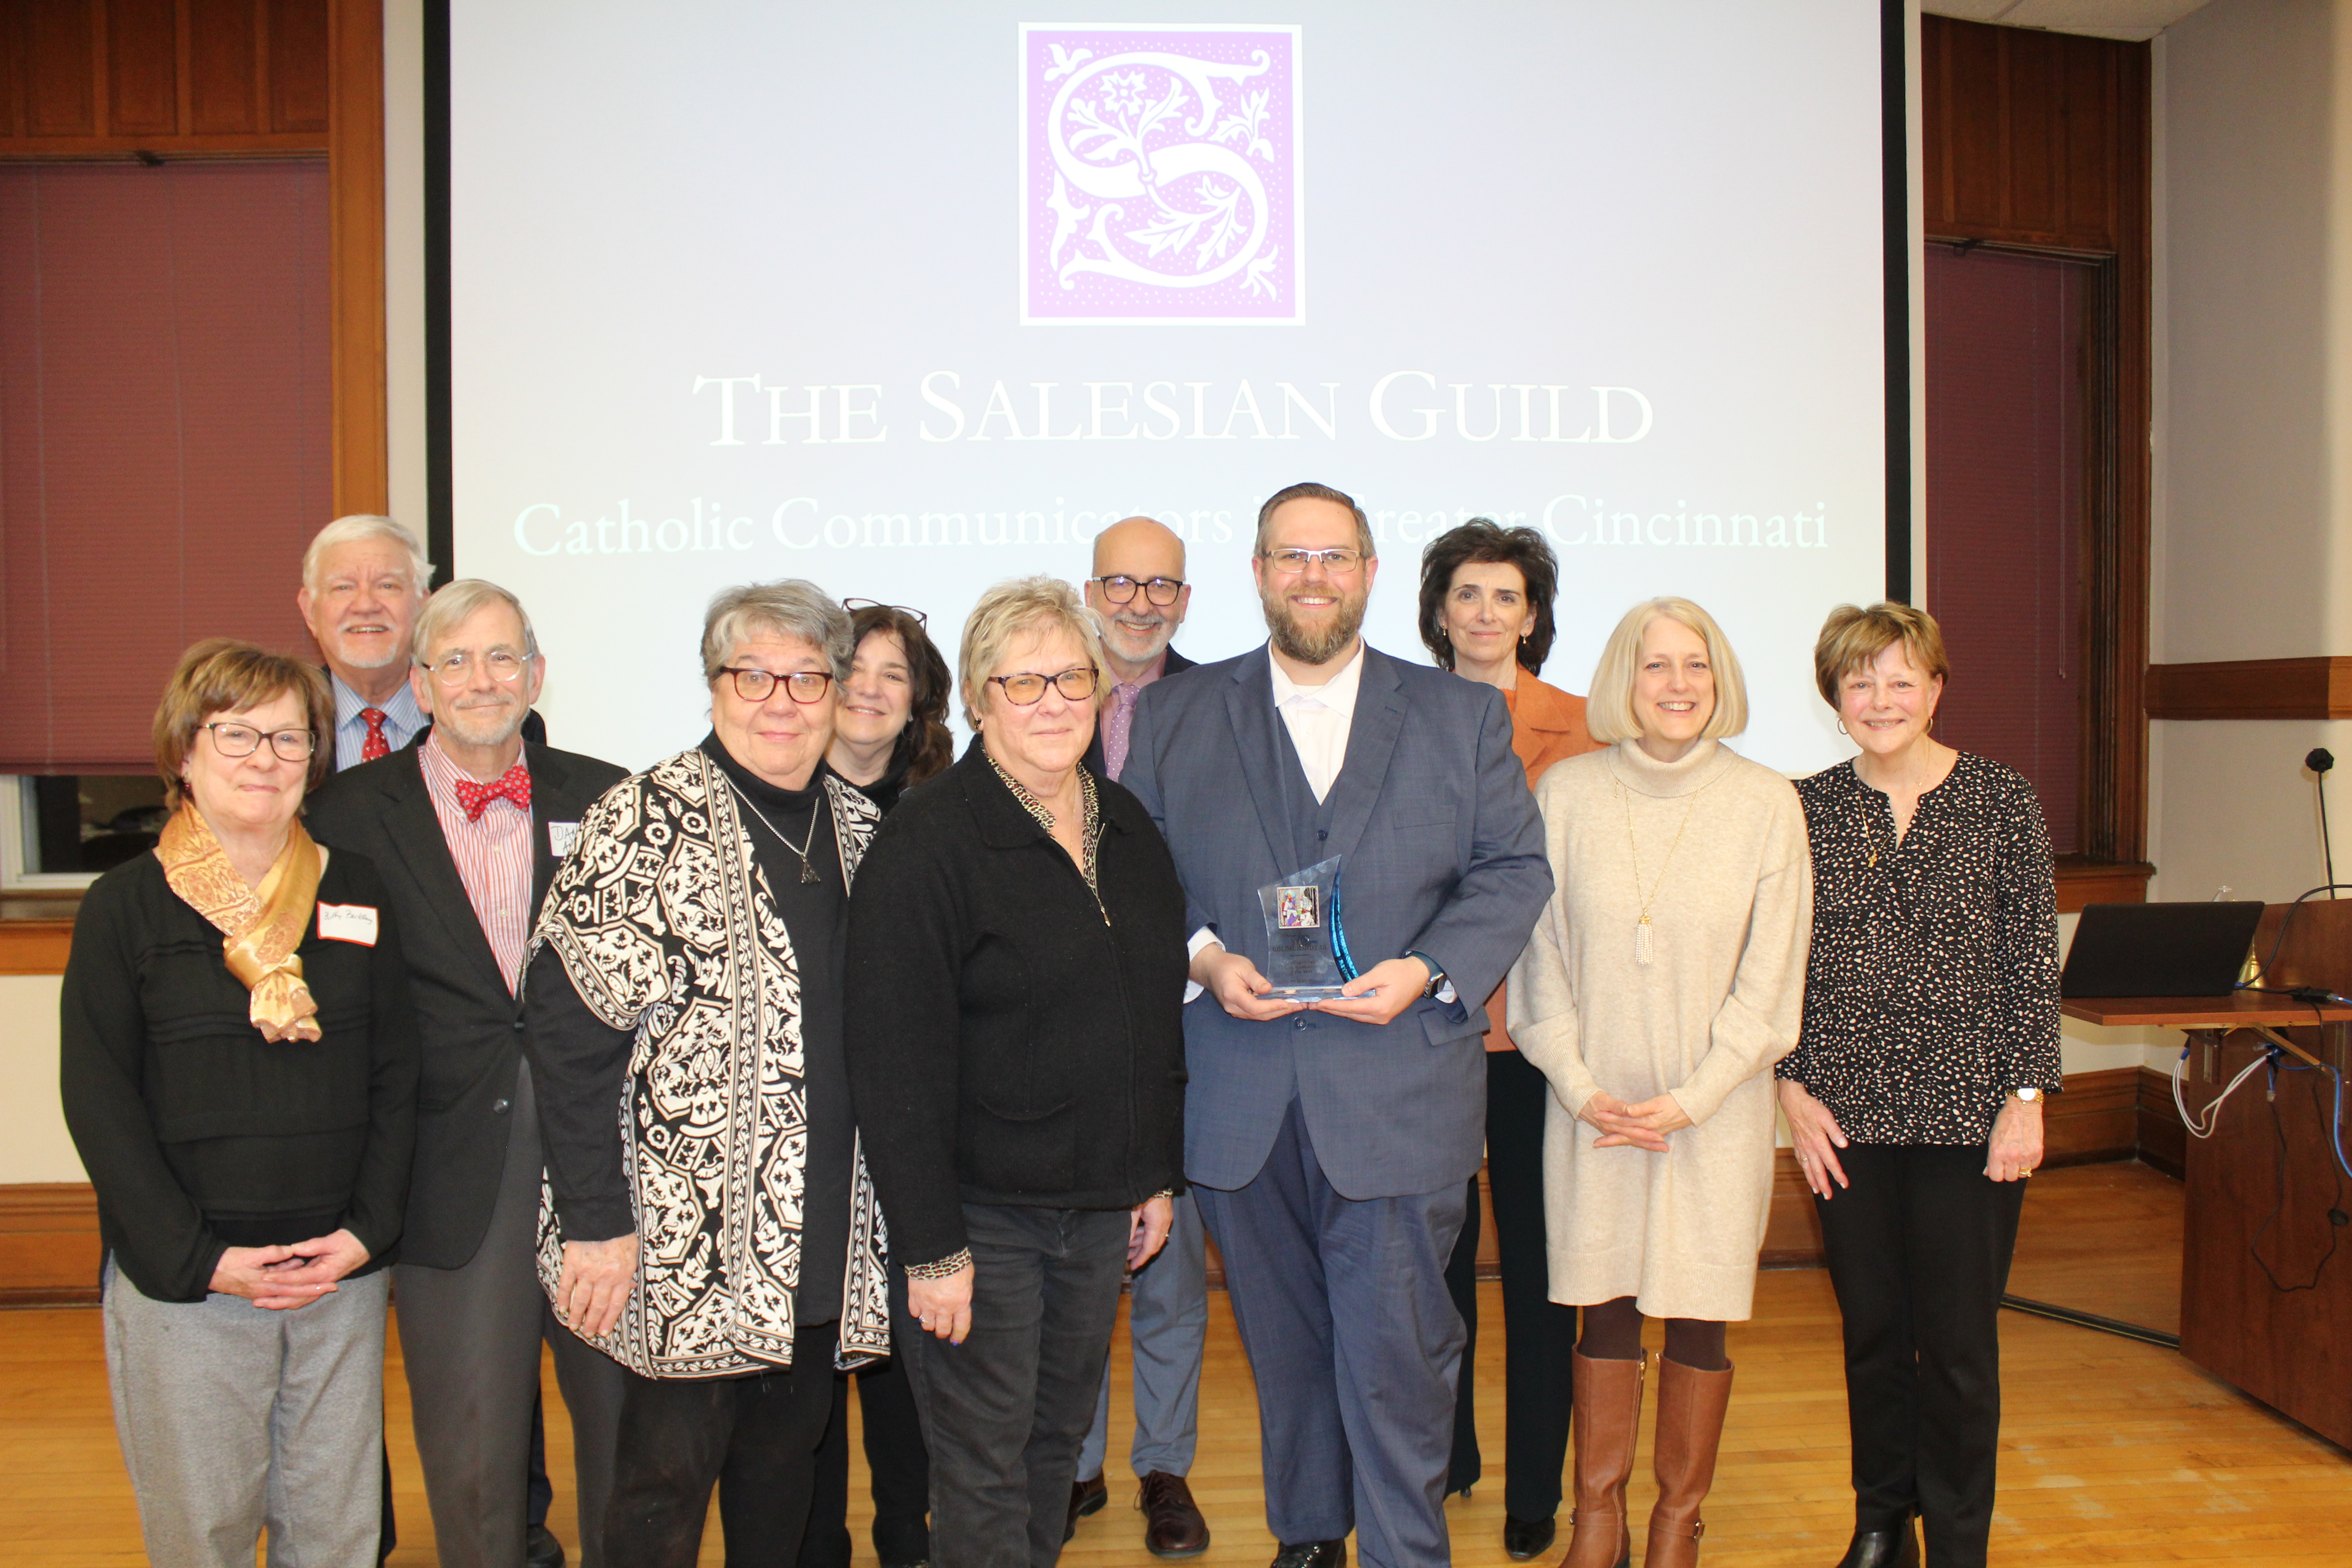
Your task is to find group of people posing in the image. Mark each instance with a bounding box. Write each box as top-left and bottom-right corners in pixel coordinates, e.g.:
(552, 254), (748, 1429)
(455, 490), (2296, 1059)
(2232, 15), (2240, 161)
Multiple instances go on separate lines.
(63, 479), (2061, 1568)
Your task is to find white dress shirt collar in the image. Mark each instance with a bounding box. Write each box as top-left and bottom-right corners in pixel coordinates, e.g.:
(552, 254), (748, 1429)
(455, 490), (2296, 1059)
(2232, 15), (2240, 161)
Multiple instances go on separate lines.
(1267, 641), (1366, 804)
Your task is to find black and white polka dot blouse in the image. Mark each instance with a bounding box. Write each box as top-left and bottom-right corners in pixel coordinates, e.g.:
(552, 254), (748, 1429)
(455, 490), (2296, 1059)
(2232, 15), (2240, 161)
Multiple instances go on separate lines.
(1776, 750), (2063, 1145)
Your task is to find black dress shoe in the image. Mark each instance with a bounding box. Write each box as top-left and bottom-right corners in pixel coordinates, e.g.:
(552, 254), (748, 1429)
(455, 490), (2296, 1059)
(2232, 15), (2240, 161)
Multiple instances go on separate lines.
(1066, 1473), (1109, 1542)
(1835, 1513), (1921, 1568)
(1503, 1513), (1556, 1560)
(1269, 1542), (1346, 1568)
(526, 1524), (566, 1568)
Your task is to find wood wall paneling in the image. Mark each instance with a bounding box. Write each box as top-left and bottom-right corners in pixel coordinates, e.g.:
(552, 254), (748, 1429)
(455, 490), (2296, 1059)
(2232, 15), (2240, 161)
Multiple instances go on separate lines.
(1922, 17), (2152, 869)
(0, 0), (326, 154)
(327, 0), (384, 515)
(2145, 657), (2352, 721)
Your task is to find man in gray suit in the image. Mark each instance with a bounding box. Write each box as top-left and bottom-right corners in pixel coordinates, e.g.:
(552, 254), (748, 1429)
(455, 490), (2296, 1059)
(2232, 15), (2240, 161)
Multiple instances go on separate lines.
(1122, 482), (1552, 1568)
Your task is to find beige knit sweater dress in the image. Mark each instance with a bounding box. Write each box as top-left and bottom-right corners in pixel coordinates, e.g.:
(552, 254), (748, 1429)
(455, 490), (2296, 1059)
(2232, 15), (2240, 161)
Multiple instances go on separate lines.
(1506, 738), (1812, 1322)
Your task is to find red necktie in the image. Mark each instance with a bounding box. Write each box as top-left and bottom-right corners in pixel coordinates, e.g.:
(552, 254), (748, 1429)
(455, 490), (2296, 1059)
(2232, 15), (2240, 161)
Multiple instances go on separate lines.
(454, 764), (532, 822)
(360, 707), (391, 762)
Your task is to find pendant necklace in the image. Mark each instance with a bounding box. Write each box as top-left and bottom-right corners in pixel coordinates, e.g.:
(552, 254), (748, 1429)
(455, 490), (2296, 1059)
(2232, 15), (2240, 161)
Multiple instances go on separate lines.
(727, 778), (824, 883)
(1620, 778), (1704, 966)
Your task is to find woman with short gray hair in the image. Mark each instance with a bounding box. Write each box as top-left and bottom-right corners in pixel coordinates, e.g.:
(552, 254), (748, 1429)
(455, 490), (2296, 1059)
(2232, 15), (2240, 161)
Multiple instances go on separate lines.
(522, 578), (892, 1564)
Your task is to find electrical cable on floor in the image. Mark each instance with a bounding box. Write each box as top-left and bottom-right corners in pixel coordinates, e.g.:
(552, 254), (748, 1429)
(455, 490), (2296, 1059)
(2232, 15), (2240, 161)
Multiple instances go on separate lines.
(1996, 1294), (2180, 1348)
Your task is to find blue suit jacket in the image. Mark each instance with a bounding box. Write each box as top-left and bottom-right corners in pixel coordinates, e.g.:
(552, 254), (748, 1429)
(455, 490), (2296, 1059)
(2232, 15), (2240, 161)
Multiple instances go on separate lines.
(1121, 643), (1553, 1200)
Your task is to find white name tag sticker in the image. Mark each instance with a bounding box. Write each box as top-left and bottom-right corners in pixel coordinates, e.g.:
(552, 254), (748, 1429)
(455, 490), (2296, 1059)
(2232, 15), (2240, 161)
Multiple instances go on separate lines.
(549, 821), (580, 858)
(316, 903), (380, 946)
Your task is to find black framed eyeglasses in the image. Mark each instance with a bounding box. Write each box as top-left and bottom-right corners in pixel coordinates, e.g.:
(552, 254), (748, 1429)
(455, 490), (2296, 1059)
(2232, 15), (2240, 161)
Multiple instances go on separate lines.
(717, 667), (836, 704)
(987, 666), (1100, 705)
(203, 722), (317, 761)
(843, 598), (928, 626)
(1089, 574), (1186, 607)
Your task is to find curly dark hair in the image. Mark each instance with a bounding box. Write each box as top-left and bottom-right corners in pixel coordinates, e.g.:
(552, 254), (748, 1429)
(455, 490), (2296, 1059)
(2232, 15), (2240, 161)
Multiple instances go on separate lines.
(850, 604), (955, 786)
(1416, 519), (1560, 676)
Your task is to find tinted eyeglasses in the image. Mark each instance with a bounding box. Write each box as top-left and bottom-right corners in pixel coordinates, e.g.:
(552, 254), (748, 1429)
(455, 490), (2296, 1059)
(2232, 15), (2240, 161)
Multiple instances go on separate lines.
(716, 667), (836, 704)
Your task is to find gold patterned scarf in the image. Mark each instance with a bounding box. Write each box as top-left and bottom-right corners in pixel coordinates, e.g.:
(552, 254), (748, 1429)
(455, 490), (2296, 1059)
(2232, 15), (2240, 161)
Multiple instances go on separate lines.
(158, 804), (325, 1042)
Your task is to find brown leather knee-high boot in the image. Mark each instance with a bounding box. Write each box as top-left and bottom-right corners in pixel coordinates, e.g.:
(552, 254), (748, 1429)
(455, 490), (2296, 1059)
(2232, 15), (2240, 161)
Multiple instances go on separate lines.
(1563, 1350), (1646, 1568)
(1645, 1356), (1735, 1568)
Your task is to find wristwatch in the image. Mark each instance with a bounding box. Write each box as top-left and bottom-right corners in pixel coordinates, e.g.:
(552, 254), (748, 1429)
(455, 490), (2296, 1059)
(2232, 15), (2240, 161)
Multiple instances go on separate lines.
(2009, 1087), (2044, 1103)
(1406, 951), (1457, 1005)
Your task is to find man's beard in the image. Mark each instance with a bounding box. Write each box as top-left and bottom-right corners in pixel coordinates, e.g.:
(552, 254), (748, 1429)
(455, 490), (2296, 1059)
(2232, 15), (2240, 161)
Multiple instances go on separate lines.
(1262, 584), (1367, 666)
(333, 636), (403, 672)
(436, 698), (525, 751)
(1105, 611), (1175, 665)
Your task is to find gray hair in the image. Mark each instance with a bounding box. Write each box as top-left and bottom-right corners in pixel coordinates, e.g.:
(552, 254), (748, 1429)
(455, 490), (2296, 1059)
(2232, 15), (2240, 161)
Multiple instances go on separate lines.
(701, 580), (853, 684)
(959, 575), (1107, 729)
(412, 578), (540, 664)
(302, 514), (434, 595)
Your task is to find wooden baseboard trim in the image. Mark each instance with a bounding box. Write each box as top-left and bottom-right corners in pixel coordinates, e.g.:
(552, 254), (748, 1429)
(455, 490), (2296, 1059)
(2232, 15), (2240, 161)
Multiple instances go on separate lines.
(2044, 1065), (2144, 1167)
(0, 919), (74, 976)
(0, 1183), (99, 1307)
(2137, 1063), (2188, 1179)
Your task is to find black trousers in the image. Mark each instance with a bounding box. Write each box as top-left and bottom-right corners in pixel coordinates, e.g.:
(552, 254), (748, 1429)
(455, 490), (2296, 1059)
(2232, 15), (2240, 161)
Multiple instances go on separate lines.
(1445, 1048), (1579, 1519)
(604, 1322), (842, 1568)
(1817, 1144), (2025, 1568)
(798, 1344), (931, 1568)
(897, 1203), (1129, 1568)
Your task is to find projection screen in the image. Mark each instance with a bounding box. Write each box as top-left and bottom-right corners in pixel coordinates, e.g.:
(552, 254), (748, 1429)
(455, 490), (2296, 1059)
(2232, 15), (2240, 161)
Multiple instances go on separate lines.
(449, 1), (1887, 774)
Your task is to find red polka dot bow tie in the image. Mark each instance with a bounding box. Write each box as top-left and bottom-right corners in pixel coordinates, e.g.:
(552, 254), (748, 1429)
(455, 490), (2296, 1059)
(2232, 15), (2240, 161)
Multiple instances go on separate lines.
(454, 764), (532, 822)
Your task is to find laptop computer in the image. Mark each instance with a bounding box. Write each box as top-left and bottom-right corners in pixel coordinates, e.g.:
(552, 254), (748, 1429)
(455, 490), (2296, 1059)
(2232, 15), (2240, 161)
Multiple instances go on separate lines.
(2060, 901), (2267, 999)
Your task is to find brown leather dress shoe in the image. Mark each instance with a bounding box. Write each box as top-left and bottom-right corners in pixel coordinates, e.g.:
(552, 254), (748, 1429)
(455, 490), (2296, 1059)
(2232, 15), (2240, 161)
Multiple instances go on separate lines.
(1138, 1470), (1210, 1558)
(1066, 1473), (1109, 1542)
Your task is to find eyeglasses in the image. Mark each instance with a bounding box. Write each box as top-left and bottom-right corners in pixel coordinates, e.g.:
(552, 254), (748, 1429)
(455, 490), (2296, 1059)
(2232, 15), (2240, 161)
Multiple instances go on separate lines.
(204, 723), (317, 762)
(1262, 547), (1364, 575)
(1090, 574), (1186, 607)
(421, 649), (529, 686)
(717, 667), (837, 704)
(987, 666), (1100, 705)
(843, 599), (928, 626)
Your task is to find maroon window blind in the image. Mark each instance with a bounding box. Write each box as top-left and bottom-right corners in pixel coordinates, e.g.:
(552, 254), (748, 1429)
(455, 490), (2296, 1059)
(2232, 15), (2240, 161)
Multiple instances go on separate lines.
(0, 159), (328, 774)
(1923, 245), (2086, 855)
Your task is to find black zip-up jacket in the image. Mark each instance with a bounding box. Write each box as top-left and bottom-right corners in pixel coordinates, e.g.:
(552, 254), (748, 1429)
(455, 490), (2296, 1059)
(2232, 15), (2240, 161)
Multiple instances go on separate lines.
(843, 739), (1188, 1268)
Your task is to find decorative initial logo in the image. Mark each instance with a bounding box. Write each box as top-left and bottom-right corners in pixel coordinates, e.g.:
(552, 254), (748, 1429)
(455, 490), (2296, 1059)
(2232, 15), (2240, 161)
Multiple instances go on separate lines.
(1020, 24), (1303, 324)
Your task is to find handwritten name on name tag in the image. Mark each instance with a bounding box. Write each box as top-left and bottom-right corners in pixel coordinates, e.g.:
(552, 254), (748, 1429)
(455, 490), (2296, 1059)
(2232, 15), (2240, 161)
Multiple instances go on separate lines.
(317, 903), (380, 946)
(549, 821), (580, 858)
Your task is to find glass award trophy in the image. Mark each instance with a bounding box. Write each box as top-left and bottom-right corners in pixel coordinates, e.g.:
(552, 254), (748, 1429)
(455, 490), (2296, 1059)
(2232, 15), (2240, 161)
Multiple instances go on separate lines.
(1258, 855), (1359, 999)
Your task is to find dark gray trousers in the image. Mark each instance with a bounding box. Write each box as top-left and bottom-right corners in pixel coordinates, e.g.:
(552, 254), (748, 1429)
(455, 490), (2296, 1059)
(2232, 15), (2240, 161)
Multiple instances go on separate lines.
(396, 1061), (626, 1568)
(1194, 1098), (1469, 1568)
(897, 1203), (1130, 1568)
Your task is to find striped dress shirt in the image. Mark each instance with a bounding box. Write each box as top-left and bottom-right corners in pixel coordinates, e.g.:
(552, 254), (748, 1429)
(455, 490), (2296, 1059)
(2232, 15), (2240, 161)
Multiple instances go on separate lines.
(417, 736), (534, 993)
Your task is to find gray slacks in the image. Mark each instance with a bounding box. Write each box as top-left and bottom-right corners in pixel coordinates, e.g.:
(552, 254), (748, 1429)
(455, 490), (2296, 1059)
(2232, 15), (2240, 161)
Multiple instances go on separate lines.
(397, 1059), (626, 1568)
(1193, 1098), (1470, 1568)
(103, 1254), (392, 1568)
(898, 1203), (1130, 1568)
(1079, 1187), (1206, 1481)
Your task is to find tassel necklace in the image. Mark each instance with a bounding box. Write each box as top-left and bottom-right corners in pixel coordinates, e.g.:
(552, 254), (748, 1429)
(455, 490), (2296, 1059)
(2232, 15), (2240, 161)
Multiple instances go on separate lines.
(1620, 777), (1705, 966)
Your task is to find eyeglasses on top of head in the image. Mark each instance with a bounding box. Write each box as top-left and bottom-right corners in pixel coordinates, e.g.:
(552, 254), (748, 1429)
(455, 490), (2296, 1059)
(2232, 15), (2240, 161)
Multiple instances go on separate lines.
(203, 722), (317, 761)
(843, 599), (928, 626)
(421, 649), (530, 686)
(1261, 547), (1363, 574)
(987, 666), (1100, 706)
(1089, 574), (1186, 606)
(717, 666), (837, 703)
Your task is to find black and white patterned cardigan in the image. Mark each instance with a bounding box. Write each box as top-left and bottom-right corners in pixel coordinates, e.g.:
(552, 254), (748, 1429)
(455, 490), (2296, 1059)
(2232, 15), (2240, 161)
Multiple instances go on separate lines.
(528, 748), (893, 1378)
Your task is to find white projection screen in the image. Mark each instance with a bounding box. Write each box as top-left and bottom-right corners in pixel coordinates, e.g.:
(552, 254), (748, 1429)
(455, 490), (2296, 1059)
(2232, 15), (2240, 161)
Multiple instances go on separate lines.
(448, 1), (1888, 774)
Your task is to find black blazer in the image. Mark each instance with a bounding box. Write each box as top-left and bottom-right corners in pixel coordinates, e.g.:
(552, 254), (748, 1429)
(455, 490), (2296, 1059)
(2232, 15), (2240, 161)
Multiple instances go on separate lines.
(843, 740), (1189, 1267)
(1081, 645), (1196, 779)
(305, 739), (627, 1270)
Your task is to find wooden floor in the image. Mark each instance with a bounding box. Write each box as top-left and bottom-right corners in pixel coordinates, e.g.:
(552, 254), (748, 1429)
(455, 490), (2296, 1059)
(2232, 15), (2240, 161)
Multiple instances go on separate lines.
(6, 1161), (2346, 1566)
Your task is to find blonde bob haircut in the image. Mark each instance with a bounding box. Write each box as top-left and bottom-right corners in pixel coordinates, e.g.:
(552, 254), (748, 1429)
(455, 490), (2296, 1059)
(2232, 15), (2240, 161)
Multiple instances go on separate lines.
(1813, 602), (1950, 706)
(959, 575), (1107, 729)
(153, 638), (334, 809)
(1585, 597), (1750, 745)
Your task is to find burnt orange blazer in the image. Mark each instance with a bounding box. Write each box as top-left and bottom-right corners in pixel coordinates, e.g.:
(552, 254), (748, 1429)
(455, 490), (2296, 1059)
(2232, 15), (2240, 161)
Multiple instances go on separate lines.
(1486, 673), (1601, 1051)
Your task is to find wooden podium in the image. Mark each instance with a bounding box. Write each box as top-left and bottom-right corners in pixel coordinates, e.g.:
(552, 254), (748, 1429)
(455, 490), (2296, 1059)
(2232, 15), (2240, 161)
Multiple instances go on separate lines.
(2062, 900), (2352, 1448)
